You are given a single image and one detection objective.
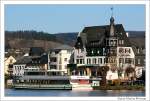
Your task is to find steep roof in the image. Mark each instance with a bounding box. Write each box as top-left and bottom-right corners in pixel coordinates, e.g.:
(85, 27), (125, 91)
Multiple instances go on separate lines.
(14, 56), (32, 64)
(53, 44), (73, 50)
(14, 54), (48, 65)
(77, 24), (131, 48)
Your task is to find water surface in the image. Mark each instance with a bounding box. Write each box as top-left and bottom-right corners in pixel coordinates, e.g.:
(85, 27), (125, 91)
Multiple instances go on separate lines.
(5, 89), (145, 97)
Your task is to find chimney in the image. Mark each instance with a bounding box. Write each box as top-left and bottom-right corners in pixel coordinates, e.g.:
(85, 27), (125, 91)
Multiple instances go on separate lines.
(126, 32), (129, 37)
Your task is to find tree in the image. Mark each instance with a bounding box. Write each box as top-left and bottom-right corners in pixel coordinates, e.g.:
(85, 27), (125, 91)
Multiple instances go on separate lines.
(110, 67), (117, 73)
(117, 67), (123, 79)
(97, 66), (109, 86)
(125, 66), (135, 80)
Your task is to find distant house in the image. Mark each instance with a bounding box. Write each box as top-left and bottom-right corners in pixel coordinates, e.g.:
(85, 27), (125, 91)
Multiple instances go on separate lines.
(29, 47), (45, 56)
(130, 37), (145, 78)
(13, 47), (47, 78)
(13, 54), (48, 76)
(13, 54), (48, 83)
(25, 54), (48, 76)
(13, 56), (31, 77)
(5, 56), (16, 75)
(48, 45), (73, 75)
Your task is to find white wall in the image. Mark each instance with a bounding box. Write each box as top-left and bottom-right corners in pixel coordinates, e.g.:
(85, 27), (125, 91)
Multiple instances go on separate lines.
(59, 50), (72, 73)
(48, 49), (72, 73)
(106, 70), (118, 80)
(13, 64), (25, 76)
(5, 56), (16, 74)
(117, 47), (135, 68)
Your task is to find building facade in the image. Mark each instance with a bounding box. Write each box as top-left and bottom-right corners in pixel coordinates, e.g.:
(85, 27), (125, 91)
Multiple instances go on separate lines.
(68, 16), (135, 81)
(5, 56), (16, 75)
(48, 45), (73, 75)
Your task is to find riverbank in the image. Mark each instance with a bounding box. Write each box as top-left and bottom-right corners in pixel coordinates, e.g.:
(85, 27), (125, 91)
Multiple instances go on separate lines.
(93, 85), (145, 91)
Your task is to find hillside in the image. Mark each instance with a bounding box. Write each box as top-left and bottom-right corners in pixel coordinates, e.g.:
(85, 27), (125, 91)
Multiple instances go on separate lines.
(5, 30), (145, 51)
(53, 32), (78, 46)
(126, 31), (145, 38)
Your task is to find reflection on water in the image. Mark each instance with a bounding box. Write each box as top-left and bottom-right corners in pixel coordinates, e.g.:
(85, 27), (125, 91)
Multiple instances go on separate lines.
(5, 89), (145, 97)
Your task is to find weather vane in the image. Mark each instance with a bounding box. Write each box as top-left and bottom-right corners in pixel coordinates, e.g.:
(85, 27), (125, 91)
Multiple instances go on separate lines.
(111, 6), (114, 17)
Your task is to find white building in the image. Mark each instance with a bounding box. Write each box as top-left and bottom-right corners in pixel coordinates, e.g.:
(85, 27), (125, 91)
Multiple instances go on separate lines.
(13, 56), (31, 76)
(5, 56), (16, 75)
(48, 45), (73, 75)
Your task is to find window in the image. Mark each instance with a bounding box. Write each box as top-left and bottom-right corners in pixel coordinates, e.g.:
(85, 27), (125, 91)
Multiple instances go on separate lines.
(110, 40), (113, 45)
(98, 58), (102, 64)
(50, 57), (57, 62)
(137, 48), (140, 54)
(64, 58), (67, 62)
(50, 65), (57, 69)
(103, 48), (106, 55)
(80, 59), (83, 64)
(91, 50), (94, 54)
(138, 59), (140, 64)
(104, 58), (106, 63)
(125, 48), (131, 53)
(93, 58), (97, 64)
(119, 58), (124, 63)
(106, 58), (108, 63)
(87, 58), (89, 64)
(114, 40), (117, 46)
(76, 59), (79, 64)
(87, 58), (91, 64)
(10, 59), (13, 63)
(119, 40), (122, 45)
(121, 40), (124, 44)
(125, 58), (132, 63)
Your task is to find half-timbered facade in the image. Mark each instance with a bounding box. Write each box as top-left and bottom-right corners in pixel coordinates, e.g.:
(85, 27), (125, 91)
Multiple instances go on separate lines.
(69, 16), (135, 81)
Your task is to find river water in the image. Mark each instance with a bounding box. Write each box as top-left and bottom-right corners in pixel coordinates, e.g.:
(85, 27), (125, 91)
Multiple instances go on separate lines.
(5, 89), (145, 97)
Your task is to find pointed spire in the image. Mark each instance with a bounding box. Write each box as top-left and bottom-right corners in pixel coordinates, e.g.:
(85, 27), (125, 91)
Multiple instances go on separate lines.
(110, 6), (114, 24)
(111, 6), (114, 17)
(110, 6), (115, 36)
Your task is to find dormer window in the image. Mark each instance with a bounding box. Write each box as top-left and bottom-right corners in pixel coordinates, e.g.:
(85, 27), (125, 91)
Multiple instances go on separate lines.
(138, 59), (140, 64)
(137, 48), (140, 54)
(125, 48), (131, 53)
(114, 40), (117, 45)
(91, 50), (93, 54)
(119, 40), (124, 45)
(110, 40), (113, 45)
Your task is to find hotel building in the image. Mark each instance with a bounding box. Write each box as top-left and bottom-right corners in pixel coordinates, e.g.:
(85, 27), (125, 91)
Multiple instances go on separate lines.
(68, 15), (135, 84)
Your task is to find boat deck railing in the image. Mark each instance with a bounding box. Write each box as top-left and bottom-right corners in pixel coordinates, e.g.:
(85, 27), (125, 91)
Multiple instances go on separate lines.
(21, 76), (70, 80)
(13, 84), (72, 89)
